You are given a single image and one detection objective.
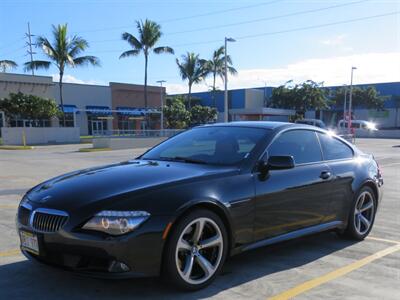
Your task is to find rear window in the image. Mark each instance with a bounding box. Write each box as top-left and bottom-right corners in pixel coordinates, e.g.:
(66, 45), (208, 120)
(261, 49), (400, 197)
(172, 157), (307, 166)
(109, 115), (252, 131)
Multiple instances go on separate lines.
(317, 133), (353, 161)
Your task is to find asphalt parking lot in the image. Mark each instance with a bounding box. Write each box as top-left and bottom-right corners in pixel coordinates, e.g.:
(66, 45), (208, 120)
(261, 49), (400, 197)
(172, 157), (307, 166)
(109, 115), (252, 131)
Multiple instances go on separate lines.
(0, 139), (399, 299)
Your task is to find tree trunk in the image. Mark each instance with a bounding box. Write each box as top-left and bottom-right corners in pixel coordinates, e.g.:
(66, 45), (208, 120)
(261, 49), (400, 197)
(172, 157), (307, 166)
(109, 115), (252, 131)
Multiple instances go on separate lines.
(144, 53), (148, 108)
(212, 72), (216, 108)
(59, 71), (66, 127)
(188, 83), (192, 110)
(144, 53), (149, 129)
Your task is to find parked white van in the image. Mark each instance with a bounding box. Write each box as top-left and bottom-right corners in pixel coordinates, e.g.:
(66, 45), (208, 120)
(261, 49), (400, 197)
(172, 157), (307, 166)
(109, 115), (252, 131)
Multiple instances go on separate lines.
(337, 120), (378, 132)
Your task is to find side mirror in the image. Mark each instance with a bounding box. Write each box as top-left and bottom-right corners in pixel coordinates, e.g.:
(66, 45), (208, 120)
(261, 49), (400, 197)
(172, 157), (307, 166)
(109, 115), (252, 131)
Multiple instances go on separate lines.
(258, 155), (295, 173)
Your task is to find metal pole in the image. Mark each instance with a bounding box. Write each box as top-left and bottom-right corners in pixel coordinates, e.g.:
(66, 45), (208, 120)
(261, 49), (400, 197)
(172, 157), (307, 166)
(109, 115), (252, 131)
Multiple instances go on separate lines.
(348, 67), (356, 134)
(27, 22), (35, 75)
(343, 85), (347, 123)
(224, 38), (228, 123)
(224, 37), (236, 123)
(156, 80), (166, 131)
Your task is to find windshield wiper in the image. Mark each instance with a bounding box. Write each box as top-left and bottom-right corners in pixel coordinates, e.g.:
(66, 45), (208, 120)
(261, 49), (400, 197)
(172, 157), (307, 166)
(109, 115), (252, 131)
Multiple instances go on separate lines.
(159, 156), (209, 165)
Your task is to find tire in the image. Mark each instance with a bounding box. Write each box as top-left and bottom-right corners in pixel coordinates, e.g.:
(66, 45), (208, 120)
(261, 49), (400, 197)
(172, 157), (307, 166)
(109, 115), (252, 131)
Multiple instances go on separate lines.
(341, 186), (377, 240)
(162, 209), (228, 291)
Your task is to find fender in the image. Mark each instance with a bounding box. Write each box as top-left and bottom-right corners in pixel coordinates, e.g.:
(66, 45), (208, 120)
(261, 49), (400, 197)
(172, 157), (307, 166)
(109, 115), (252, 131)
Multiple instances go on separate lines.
(171, 197), (236, 250)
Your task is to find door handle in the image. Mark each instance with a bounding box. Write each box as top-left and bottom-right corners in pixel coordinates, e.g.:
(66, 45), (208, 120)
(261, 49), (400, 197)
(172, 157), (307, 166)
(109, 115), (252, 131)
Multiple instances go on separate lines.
(320, 171), (331, 180)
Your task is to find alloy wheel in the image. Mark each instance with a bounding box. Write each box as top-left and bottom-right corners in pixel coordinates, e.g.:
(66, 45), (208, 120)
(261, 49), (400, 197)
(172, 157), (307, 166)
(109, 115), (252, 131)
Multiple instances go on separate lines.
(175, 217), (224, 285)
(354, 191), (375, 235)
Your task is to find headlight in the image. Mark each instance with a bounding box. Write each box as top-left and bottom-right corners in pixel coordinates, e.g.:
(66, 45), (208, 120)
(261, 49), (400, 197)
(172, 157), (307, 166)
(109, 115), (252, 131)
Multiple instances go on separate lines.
(366, 122), (377, 130)
(82, 211), (150, 236)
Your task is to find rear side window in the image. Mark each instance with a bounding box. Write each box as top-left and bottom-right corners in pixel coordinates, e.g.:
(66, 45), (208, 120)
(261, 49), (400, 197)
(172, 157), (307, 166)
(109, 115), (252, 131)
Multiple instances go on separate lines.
(268, 130), (322, 164)
(317, 133), (353, 160)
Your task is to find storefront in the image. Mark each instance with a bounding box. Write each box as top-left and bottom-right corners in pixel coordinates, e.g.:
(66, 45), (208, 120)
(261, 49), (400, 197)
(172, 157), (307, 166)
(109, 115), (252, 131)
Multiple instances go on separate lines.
(115, 107), (161, 133)
(85, 105), (112, 135)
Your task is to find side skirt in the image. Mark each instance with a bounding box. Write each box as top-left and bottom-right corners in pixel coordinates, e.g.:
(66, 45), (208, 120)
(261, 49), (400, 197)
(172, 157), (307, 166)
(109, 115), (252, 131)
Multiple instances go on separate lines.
(234, 221), (343, 254)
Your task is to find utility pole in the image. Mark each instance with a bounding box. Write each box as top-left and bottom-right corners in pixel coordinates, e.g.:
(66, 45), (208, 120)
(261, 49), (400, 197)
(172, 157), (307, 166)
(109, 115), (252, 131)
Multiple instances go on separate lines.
(348, 67), (357, 134)
(156, 80), (166, 131)
(343, 84), (347, 124)
(224, 37), (236, 123)
(26, 22), (35, 75)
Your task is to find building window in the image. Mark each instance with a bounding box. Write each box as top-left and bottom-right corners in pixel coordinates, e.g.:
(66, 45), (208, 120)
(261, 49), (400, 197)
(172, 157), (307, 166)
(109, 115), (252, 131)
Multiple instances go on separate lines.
(59, 113), (75, 127)
(9, 118), (51, 127)
(117, 115), (137, 133)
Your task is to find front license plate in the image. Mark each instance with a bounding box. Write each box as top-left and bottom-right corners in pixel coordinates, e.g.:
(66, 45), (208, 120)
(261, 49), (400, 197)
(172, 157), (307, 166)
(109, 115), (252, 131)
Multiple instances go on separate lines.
(20, 231), (39, 255)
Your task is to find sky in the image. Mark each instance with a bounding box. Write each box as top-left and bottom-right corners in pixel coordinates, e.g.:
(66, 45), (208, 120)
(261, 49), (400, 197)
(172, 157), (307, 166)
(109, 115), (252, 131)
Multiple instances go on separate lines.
(1, 0), (399, 94)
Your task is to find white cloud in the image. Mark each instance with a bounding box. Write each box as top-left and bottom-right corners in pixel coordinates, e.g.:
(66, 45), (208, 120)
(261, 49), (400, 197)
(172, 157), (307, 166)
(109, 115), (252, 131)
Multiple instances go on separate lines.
(166, 52), (400, 94)
(51, 74), (105, 85)
(321, 34), (347, 46)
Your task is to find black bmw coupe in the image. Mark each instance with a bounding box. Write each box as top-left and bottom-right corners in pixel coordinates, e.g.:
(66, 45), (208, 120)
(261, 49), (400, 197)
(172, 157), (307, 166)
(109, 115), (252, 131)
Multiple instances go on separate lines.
(17, 122), (383, 290)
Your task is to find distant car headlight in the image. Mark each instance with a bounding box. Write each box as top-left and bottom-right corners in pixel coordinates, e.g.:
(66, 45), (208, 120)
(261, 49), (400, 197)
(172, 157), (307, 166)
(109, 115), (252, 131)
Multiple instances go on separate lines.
(82, 211), (150, 235)
(366, 122), (377, 130)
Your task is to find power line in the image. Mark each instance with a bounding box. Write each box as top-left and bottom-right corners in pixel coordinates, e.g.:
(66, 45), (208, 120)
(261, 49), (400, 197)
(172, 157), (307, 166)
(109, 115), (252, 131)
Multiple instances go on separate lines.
(76, 0), (282, 34)
(236, 11), (400, 41)
(0, 37), (25, 52)
(159, 0), (282, 23)
(0, 45), (26, 57)
(88, 0), (370, 45)
(89, 10), (399, 54)
(171, 11), (400, 48)
(166, 0), (370, 35)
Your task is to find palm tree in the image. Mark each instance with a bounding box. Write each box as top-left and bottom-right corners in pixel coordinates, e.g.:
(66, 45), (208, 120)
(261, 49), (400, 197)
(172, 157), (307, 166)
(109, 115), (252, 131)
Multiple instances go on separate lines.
(24, 24), (100, 126)
(120, 19), (174, 108)
(176, 52), (207, 110)
(203, 46), (237, 107)
(0, 59), (18, 72)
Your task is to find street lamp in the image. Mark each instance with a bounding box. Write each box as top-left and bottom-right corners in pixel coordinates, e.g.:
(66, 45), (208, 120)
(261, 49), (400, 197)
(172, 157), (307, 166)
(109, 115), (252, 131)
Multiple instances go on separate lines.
(342, 84), (347, 123)
(224, 37), (236, 123)
(348, 67), (357, 134)
(156, 80), (166, 131)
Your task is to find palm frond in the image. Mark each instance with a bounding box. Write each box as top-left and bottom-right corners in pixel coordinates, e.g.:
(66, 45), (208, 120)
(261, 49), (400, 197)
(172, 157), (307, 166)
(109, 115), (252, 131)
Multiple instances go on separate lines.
(69, 36), (89, 57)
(0, 60), (18, 72)
(139, 19), (162, 48)
(228, 66), (238, 75)
(153, 46), (174, 54)
(176, 52), (206, 84)
(176, 58), (188, 80)
(24, 60), (51, 72)
(36, 36), (57, 59)
(73, 56), (100, 67)
(119, 49), (140, 59)
(121, 32), (142, 49)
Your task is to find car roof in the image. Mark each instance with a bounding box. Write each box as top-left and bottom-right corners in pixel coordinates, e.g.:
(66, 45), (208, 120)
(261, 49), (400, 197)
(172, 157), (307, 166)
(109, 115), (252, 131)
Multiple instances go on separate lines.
(200, 121), (298, 130)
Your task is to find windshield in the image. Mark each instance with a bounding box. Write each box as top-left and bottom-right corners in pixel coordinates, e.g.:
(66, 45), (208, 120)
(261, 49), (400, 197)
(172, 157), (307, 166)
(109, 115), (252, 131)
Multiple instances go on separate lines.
(141, 126), (269, 166)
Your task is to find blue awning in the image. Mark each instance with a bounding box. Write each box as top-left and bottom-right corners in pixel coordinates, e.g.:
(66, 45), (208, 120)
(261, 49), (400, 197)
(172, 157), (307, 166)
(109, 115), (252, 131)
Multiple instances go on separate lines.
(116, 107), (160, 116)
(85, 106), (112, 115)
(59, 105), (79, 113)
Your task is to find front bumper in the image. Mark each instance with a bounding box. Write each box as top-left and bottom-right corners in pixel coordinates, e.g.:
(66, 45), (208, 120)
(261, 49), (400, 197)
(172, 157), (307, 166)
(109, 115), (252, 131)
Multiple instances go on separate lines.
(17, 215), (171, 278)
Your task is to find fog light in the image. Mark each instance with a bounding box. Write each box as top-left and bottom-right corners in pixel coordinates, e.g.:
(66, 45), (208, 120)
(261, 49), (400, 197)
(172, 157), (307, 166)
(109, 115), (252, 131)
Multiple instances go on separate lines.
(108, 260), (130, 273)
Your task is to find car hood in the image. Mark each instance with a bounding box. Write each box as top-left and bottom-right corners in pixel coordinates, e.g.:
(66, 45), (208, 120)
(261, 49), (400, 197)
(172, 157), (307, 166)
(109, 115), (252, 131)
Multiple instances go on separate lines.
(26, 160), (236, 213)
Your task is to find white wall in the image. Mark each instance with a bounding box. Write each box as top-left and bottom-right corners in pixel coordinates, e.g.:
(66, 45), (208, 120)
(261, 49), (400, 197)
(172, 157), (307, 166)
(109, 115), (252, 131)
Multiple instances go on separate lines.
(0, 73), (54, 100)
(1, 127), (80, 145)
(245, 89), (264, 108)
(52, 83), (112, 136)
(353, 108), (397, 128)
